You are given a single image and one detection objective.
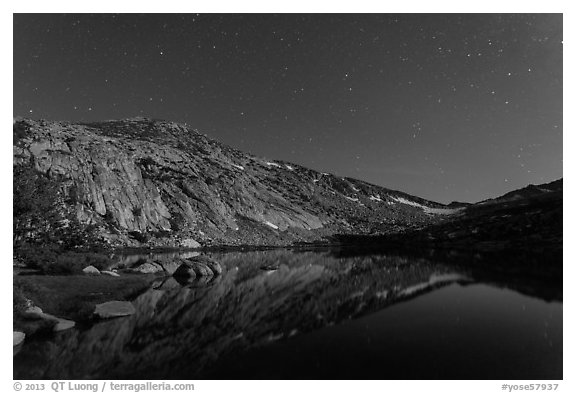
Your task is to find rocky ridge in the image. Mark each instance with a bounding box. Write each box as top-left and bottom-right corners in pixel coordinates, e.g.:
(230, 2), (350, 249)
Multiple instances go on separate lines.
(13, 117), (458, 248)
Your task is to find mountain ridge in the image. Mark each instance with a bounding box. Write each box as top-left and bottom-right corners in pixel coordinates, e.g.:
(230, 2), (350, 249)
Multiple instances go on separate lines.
(12, 117), (560, 249)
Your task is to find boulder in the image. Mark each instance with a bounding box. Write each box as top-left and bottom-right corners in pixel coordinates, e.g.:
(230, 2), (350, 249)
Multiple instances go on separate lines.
(83, 265), (100, 274)
(101, 270), (120, 277)
(24, 305), (44, 316)
(94, 301), (136, 318)
(181, 238), (201, 248)
(131, 262), (163, 274)
(13, 331), (25, 346)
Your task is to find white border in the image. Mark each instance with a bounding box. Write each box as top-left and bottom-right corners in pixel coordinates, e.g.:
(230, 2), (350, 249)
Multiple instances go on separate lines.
(3, 2), (571, 392)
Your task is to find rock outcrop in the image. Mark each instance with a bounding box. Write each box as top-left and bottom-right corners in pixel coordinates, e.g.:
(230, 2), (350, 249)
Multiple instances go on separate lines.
(339, 179), (563, 255)
(13, 117), (460, 248)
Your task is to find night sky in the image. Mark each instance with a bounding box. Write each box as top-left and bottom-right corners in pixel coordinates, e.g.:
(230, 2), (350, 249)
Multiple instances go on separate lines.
(13, 14), (563, 204)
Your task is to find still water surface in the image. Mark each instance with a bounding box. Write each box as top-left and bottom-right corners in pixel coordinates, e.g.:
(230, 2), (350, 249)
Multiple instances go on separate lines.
(14, 249), (562, 379)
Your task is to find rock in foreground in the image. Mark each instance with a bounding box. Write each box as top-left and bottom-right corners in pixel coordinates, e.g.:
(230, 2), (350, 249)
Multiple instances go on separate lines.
(13, 331), (25, 346)
(82, 265), (100, 275)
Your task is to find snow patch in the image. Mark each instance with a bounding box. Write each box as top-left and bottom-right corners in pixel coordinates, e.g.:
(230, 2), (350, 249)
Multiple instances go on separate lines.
(265, 161), (281, 168)
(343, 196), (366, 206)
(285, 164), (294, 170)
(390, 196), (424, 208)
(390, 196), (462, 215)
(351, 186), (360, 192)
(264, 221), (279, 230)
(231, 164), (244, 170)
(422, 206), (464, 215)
(429, 273), (468, 284)
(369, 195), (382, 202)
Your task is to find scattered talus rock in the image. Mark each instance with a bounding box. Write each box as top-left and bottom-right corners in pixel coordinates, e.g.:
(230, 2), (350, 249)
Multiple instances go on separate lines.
(13, 117), (453, 248)
(13, 331), (25, 346)
(94, 301), (136, 318)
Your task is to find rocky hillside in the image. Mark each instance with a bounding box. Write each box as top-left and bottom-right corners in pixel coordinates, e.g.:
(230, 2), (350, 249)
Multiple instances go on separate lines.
(477, 179), (563, 205)
(338, 179), (563, 256)
(13, 117), (459, 248)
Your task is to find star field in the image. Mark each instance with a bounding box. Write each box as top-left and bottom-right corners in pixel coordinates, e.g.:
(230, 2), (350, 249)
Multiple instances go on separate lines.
(13, 14), (562, 203)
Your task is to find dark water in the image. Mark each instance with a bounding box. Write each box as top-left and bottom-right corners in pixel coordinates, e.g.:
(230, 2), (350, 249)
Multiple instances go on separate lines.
(14, 249), (562, 380)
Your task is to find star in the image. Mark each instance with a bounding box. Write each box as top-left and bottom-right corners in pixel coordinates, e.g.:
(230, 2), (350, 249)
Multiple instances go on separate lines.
(13, 14), (562, 205)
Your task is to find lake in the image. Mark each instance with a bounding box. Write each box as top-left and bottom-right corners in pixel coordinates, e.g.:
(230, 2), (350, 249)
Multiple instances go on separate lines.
(13, 248), (562, 380)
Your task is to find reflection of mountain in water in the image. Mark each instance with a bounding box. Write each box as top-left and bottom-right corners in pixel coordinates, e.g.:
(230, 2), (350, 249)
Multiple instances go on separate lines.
(13, 249), (560, 379)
